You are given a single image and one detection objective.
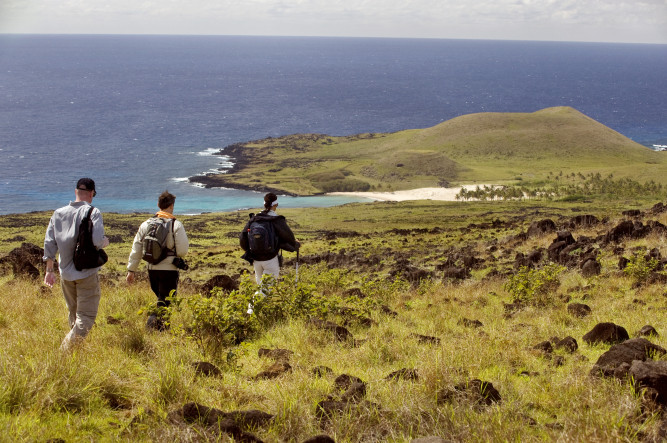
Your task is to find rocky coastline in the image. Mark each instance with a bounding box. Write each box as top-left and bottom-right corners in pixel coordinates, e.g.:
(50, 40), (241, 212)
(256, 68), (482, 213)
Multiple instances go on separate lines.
(187, 143), (298, 196)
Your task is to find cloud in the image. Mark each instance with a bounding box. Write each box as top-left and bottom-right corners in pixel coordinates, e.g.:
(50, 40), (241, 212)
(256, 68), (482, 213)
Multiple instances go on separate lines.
(1, 0), (665, 43)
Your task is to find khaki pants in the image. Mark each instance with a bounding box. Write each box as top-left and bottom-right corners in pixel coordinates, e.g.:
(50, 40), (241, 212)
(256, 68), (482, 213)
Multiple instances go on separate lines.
(60, 273), (101, 350)
(253, 256), (280, 285)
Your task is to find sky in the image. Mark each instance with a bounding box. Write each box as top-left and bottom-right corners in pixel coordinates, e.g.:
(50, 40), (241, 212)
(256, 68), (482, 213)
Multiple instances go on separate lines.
(0, 0), (666, 44)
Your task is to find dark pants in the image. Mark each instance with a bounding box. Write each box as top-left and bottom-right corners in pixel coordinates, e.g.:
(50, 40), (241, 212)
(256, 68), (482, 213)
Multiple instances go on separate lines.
(148, 270), (179, 308)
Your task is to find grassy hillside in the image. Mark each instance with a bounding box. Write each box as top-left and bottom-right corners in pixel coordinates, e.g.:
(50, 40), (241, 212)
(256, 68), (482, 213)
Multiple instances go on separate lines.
(191, 107), (667, 195)
(0, 197), (666, 441)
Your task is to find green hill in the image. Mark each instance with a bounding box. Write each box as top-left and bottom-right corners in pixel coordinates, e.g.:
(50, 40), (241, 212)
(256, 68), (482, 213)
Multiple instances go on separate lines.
(190, 107), (666, 194)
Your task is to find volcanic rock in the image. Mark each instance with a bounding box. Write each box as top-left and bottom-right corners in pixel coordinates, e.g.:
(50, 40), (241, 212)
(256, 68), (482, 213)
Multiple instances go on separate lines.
(583, 322), (629, 345)
(591, 338), (666, 376)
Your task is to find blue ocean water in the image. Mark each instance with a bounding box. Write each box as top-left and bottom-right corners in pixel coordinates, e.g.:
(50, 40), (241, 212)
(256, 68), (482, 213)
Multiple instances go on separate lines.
(0, 35), (665, 215)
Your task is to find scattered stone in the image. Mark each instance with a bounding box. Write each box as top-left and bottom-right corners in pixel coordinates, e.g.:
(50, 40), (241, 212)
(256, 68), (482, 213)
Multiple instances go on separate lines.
(636, 325), (659, 338)
(254, 361), (292, 380)
(0, 242), (44, 279)
(340, 382), (367, 402)
(192, 361), (222, 377)
(201, 274), (239, 294)
(308, 318), (353, 341)
(629, 360), (667, 405)
(436, 379), (501, 406)
(177, 402), (266, 442)
(568, 214), (600, 228)
(386, 368), (419, 381)
(533, 341), (553, 354)
(622, 209), (642, 217)
(527, 219), (557, 237)
(258, 348), (293, 361)
(580, 258), (601, 277)
(583, 322), (629, 345)
(458, 318), (483, 328)
(590, 338), (667, 377)
(334, 374), (365, 391)
(554, 336), (578, 353)
(567, 303), (591, 318)
(411, 333), (441, 345)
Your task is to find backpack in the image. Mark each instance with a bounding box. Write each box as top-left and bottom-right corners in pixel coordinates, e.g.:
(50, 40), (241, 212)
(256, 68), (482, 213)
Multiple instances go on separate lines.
(142, 217), (174, 264)
(247, 216), (279, 260)
(73, 206), (108, 271)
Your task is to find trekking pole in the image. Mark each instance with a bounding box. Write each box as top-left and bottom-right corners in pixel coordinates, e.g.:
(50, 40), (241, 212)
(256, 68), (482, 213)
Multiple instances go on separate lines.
(295, 250), (300, 286)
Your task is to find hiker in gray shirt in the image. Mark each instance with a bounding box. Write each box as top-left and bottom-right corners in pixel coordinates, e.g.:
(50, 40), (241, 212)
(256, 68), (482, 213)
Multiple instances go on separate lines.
(43, 178), (109, 351)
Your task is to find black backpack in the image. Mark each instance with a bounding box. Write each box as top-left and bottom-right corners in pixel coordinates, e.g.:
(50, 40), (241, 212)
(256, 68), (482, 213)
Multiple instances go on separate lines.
(73, 206), (108, 271)
(247, 216), (279, 260)
(142, 217), (174, 264)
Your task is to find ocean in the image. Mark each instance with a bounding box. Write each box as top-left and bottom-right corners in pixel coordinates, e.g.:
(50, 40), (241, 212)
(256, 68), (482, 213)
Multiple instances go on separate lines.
(0, 35), (666, 215)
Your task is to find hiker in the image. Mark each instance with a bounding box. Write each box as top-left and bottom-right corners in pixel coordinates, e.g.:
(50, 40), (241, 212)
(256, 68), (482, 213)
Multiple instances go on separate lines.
(240, 192), (300, 286)
(126, 191), (189, 330)
(43, 178), (110, 351)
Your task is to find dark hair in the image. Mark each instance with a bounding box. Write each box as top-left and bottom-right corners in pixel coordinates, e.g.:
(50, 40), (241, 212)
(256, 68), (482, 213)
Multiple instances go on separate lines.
(264, 192), (277, 210)
(158, 191), (176, 210)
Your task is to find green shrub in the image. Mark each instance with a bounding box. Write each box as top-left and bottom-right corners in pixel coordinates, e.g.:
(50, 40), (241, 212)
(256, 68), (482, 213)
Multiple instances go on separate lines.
(504, 263), (565, 305)
(624, 251), (660, 285)
(316, 178), (371, 192)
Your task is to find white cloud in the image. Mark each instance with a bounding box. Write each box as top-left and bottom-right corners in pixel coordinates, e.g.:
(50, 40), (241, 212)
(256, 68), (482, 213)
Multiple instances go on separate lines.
(0, 0), (665, 43)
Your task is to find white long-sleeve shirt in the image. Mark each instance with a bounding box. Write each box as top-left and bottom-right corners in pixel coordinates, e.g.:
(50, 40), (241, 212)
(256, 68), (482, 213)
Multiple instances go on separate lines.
(127, 217), (189, 272)
(43, 201), (106, 281)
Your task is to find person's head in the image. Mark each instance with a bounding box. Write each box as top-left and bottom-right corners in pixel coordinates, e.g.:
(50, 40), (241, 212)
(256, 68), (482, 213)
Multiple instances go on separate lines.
(158, 191), (176, 211)
(75, 178), (96, 203)
(264, 192), (278, 211)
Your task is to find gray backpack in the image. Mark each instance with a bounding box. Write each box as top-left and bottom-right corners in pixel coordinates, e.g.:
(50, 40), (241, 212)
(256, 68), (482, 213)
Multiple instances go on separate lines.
(142, 217), (174, 264)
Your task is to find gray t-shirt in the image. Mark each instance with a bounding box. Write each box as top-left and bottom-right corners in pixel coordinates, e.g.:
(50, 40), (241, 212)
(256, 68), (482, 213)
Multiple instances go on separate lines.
(43, 201), (106, 281)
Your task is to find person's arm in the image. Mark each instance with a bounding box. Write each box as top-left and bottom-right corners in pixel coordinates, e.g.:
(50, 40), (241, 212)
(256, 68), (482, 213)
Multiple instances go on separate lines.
(239, 222), (250, 251)
(274, 217), (299, 251)
(90, 208), (109, 248)
(43, 215), (57, 287)
(174, 221), (189, 257)
(126, 224), (145, 283)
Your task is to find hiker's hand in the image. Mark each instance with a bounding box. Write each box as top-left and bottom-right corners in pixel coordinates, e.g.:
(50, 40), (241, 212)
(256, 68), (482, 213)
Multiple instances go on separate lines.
(126, 272), (135, 284)
(44, 271), (56, 288)
(101, 236), (110, 248)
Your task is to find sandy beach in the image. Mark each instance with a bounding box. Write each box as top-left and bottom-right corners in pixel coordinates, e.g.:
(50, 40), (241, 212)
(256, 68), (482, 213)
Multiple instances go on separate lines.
(328, 185), (498, 202)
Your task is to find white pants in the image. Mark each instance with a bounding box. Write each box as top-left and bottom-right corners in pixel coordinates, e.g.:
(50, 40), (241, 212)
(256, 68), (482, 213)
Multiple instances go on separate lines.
(253, 256), (280, 285)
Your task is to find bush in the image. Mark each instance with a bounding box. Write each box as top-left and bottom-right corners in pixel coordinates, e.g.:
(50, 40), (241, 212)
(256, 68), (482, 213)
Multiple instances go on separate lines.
(624, 251), (660, 285)
(504, 263), (565, 306)
(316, 178), (371, 192)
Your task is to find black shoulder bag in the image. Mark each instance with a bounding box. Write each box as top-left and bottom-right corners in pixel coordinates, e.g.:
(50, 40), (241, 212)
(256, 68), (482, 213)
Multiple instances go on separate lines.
(73, 206), (108, 271)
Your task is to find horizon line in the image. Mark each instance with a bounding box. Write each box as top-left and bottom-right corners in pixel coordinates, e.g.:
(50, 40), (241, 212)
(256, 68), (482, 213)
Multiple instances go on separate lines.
(1, 32), (665, 46)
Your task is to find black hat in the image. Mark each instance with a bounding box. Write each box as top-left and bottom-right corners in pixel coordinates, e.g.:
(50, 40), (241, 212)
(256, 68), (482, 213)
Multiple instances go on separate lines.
(76, 178), (96, 192)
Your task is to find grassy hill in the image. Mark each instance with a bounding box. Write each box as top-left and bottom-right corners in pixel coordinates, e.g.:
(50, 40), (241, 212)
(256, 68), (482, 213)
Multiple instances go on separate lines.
(191, 107), (667, 195)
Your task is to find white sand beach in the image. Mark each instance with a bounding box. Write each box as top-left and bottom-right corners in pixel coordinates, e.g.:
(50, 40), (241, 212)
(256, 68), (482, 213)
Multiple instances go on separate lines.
(328, 185), (498, 202)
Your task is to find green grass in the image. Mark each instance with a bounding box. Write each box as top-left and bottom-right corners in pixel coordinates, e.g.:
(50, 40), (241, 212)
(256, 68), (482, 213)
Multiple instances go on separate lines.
(0, 197), (666, 441)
